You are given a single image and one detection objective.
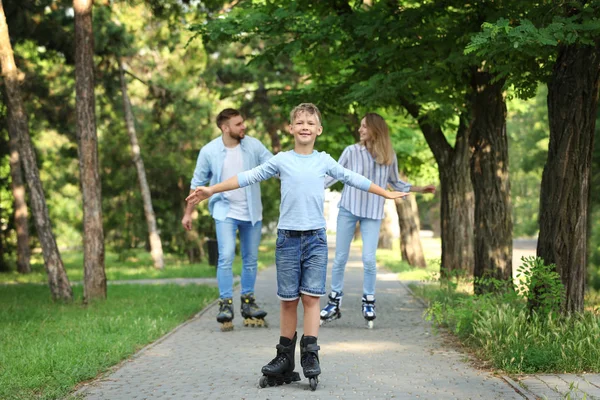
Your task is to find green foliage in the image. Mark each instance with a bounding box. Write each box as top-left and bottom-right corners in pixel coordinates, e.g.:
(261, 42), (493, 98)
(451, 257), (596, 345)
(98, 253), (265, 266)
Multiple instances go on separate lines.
(517, 256), (564, 316)
(0, 283), (218, 400)
(416, 282), (600, 373)
(466, 2), (600, 98)
(507, 85), (549, 237)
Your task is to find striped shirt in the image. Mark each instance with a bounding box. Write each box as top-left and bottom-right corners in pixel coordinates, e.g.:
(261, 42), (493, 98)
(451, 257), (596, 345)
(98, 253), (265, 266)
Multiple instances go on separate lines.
(325, 144), (411, 220)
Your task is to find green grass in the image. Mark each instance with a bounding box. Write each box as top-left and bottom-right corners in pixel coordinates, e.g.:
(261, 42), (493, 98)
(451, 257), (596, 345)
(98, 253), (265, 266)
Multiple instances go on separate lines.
(375, 237), (441, 281)
(412, 282), (600, 373)
(0, 284), (219, 400)
(0, 237), (276, 284)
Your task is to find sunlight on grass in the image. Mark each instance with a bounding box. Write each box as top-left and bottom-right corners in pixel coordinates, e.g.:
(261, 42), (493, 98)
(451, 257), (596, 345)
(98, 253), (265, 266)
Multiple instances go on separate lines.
(374, 236), (441, 281)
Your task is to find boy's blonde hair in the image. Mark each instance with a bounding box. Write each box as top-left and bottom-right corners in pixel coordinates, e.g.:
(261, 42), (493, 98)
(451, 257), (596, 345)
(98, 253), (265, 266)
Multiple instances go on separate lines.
(290, 103), (322, 125)
(363, 113), (394, 166)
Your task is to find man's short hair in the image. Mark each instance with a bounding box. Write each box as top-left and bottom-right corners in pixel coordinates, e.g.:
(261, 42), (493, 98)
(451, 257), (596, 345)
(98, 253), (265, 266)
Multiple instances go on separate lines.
(289, 103), (321, 125)
(216, 108), (241, 129)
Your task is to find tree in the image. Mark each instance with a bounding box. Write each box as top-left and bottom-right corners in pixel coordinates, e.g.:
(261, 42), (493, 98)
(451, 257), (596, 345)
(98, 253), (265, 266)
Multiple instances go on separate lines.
(118, 58), (164, 269)
(395, 172), (427, 268)
(467, 1), (600, 312)
(470, 72), (513, 292)
(74, 0), (106, 301)
(5, 91), (30, 273)
(0, 0), (72, 300)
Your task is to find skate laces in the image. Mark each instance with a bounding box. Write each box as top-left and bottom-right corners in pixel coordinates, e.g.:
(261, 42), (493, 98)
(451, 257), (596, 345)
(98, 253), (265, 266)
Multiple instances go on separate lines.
(268, 347), (290, 367)
(219, 299), (233, 313)
(301, 351), (318, 367)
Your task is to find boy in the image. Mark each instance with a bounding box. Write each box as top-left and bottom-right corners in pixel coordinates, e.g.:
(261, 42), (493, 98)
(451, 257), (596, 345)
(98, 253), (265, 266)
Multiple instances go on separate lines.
(186, 103), (408, 390)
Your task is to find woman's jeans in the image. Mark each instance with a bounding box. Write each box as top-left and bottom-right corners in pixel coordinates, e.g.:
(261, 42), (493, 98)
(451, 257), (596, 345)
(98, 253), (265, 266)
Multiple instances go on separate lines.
(215, 218), (262, 299)
(330, 207), (382, 296)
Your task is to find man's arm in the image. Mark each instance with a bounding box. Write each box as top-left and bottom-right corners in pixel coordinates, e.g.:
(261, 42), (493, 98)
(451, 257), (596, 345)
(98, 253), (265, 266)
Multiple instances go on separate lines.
(181, 190), (196, 231)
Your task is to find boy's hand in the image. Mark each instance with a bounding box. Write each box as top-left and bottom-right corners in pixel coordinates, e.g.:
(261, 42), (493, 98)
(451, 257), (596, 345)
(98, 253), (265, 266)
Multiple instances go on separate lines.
(186, 186), (213, 206)
(387, 191), (409, 200)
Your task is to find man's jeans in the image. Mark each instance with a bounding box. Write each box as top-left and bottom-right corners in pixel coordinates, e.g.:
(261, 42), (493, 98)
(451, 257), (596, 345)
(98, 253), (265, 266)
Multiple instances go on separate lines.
(215, 218), (262, 299)
(330, 207), (382, 296)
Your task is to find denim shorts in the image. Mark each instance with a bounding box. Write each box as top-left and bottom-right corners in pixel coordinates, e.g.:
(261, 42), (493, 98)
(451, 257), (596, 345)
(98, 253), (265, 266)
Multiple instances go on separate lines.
(275, 228), (328, 300)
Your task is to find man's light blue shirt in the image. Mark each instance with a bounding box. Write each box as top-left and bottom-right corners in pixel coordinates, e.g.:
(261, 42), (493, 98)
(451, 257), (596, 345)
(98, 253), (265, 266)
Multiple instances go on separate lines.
(238, 150), (372, 231)
(190, 136), (273, 225)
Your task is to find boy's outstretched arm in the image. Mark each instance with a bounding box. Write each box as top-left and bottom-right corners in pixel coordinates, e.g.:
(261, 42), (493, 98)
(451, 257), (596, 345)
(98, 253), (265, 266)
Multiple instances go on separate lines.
(368, 183), (409, 200)
(185, 176), (241, 206)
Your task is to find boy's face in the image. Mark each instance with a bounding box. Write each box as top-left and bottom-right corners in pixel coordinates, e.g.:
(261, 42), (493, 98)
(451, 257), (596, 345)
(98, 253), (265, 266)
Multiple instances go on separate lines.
(289, 111), (322, 146)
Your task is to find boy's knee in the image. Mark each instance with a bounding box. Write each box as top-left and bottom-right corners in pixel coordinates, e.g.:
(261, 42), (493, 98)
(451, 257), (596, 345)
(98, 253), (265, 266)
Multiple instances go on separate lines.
(281, 299), (299, 310)
(301, 294), (320, 306)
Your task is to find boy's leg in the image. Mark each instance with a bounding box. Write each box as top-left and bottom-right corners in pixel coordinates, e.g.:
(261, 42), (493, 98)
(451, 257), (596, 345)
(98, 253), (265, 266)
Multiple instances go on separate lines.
(215, 218), (238, 330)
(280, 299), (299, 339)
(275, 229), (302, 337)
(301, 295), (321, 336)
(298, 229), (327, 389)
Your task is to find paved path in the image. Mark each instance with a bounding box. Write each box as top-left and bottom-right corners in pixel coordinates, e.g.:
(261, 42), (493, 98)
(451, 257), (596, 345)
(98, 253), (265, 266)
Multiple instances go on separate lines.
(75, 239), (600, 400)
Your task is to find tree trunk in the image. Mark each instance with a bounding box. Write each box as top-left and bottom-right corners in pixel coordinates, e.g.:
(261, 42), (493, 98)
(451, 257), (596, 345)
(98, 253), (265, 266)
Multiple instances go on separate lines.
(395, 172), (426, 268)
(401, 98), (474, 278)
(377, 201), (394, 249)
(537, 43), (600, 314)
(6, 92), (31, 273)
(0, 0), (72, 300)
(118, 59), (164, 269)
(75, 0), (106, 301)
(470, 72), (513, 294)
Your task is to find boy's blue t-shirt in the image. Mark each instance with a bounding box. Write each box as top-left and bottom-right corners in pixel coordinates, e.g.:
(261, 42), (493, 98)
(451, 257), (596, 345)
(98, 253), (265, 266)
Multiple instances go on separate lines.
(237, 150), (372, 231)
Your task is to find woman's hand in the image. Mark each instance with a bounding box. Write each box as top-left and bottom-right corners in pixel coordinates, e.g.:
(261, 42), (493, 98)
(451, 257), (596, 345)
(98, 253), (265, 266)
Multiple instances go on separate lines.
(386, 191), (410, 200)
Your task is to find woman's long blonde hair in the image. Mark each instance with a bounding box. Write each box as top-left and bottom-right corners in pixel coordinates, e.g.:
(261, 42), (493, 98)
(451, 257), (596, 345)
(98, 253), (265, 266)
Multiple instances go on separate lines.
(362, 113), (394, 166)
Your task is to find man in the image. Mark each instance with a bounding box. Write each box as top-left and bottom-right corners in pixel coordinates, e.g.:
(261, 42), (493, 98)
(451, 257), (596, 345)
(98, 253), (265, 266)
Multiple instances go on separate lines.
(182, 108), (273, 331)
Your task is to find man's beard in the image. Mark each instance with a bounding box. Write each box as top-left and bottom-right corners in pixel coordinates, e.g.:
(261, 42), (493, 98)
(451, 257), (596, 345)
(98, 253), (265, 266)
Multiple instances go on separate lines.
(230, 132), (244, 142)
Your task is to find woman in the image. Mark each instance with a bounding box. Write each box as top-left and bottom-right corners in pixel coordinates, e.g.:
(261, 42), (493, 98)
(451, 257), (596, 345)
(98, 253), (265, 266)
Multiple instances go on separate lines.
(320, 113), (435, 328)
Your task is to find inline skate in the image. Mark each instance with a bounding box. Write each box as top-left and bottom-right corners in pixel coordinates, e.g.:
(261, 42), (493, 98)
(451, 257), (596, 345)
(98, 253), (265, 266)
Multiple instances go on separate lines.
(319, 291), (342, 326)
(300, 335), (320, 391)
(216, 298), (234, 331)
(259, 332), (301, 388)
(240, 293), (268, 327)
(362, 294), (376, 329)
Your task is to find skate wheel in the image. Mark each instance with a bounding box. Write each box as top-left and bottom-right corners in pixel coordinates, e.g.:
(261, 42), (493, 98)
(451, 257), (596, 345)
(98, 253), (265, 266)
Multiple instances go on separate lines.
(366, 320), (374, 329)
(309, 377), (318, 391)
(259, 375), (268, 388)
(319, 319), (324, 326)
(220, 321), (234, 332)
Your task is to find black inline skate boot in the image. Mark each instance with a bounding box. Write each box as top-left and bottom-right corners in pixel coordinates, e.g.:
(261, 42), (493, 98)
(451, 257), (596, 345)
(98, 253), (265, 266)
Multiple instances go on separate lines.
(240, 293), (268, 327)
(319, 291), (342, 326)
(362, 294), (376, 329)
(216, 298), (234, 331)
(300, 335), (320, 391)
(259, 332), (301, 388)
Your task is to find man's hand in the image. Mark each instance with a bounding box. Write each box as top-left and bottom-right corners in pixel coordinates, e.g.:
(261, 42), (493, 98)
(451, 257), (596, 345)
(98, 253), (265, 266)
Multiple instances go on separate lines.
(185, 186), (213, 207)
(387, 191), (410, 200)
(181, 213), (193, 231)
